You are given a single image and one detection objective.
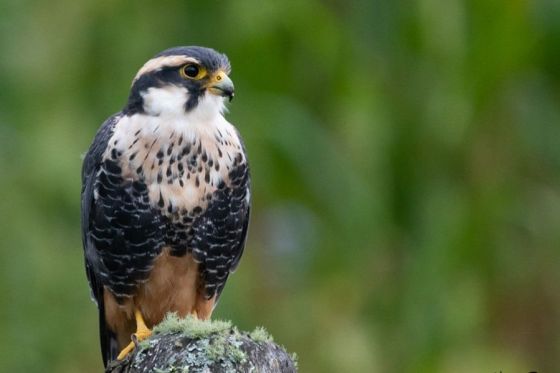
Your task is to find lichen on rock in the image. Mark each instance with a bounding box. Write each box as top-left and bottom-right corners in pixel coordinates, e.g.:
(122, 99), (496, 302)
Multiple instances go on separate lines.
(107, 314), (297, 373)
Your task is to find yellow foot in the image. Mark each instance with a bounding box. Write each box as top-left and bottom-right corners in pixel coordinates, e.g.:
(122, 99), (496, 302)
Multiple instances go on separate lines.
(117, 309), (152, 360)
(117, 341), (135, 360)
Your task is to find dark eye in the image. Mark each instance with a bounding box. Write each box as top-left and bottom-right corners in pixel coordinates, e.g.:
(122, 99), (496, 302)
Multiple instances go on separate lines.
(182, 64), (200, 78)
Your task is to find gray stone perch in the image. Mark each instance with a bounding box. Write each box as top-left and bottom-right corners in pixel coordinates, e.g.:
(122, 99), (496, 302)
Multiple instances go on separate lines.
(106, 314), (298, 373)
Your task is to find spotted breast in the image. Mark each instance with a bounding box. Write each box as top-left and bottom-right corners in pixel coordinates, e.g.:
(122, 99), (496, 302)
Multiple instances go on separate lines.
(91, 109), (250, 302)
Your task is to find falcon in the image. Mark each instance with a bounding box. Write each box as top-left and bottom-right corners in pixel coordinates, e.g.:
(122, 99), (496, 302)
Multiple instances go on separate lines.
(80, 46), (250, 367)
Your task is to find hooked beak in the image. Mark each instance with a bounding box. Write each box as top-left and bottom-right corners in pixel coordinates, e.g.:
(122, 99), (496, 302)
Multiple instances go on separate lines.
(207, 71), (235, 102)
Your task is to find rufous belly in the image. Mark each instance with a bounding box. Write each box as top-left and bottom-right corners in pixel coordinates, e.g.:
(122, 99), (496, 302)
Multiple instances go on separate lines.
(103, 249), (216, 349)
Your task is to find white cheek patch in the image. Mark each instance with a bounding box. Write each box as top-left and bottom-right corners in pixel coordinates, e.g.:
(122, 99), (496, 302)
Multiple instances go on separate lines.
(140, 85), (227, 120)
(141, 86), (189, 116)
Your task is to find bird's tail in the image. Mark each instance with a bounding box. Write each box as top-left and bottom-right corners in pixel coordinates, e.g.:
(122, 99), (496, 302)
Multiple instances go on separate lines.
(98, 297), (119, 368)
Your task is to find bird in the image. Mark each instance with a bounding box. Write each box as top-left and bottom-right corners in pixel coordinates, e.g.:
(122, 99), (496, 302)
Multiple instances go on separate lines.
(80, 46), (250, 367)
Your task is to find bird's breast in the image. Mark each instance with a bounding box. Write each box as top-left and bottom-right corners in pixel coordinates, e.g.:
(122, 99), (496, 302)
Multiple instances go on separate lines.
(103, 113), (246, 219)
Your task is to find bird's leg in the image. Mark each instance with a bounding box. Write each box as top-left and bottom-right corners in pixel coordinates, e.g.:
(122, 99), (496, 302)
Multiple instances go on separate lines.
(132, 308), (152, 341)
(194, 293), (216, 320)
(117, 309), (152, 360)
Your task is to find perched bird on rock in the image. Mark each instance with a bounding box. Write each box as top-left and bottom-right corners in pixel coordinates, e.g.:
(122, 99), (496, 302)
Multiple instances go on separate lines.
(80, 46), (250, 366)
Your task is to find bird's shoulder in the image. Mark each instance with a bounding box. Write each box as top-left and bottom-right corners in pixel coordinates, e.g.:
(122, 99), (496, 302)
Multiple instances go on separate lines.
(82, 112), (124, 184)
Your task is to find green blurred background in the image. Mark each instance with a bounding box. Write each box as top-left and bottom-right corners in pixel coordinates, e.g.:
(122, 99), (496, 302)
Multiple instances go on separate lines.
(1, 0), (559, 371)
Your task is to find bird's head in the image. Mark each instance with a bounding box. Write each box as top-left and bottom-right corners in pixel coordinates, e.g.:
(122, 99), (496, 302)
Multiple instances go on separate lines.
(125, 46), (234, 118)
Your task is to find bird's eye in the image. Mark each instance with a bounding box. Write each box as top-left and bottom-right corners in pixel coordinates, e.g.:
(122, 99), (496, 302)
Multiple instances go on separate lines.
(180, 64), (205, 80)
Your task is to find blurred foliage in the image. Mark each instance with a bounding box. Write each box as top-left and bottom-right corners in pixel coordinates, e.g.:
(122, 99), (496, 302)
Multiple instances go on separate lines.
(1, 0), (559, 372)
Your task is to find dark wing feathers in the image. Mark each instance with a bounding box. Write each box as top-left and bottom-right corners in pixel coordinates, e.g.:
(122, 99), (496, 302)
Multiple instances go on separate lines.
(81, 113), (121, 367)
(188, 162), (250, 299)
(230, 205), (250, 273)
(227, 129), (251, 274)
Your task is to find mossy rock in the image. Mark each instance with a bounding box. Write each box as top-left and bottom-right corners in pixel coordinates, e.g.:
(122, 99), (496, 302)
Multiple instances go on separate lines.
(107, 314), (297, 373)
